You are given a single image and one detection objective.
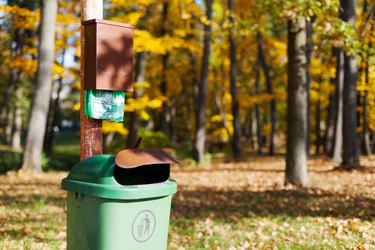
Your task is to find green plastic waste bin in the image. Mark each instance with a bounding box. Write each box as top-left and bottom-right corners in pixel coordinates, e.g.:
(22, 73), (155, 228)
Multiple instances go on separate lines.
(61, 151), (177, 250)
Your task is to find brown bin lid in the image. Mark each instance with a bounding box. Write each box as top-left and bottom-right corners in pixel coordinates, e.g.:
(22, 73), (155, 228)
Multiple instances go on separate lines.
(115, 149), (179, 169)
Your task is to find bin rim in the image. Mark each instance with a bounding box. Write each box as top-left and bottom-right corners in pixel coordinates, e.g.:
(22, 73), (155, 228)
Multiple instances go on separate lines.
(61, 178), (177, 200)
(61, 154), (177, 199)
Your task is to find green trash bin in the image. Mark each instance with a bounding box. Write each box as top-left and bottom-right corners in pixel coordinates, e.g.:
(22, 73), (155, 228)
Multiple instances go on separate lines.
(61, 149), (178, 250)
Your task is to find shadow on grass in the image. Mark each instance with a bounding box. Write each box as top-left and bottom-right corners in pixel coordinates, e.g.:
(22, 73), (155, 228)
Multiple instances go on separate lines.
(0, 149), (22, 174)
(172, 187), (375, 222)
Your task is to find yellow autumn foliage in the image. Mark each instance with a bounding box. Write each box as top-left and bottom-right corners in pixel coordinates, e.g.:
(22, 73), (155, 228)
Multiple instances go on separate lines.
(110, 12), (144, 26)
(210, 115), (222, 123)
(102, 121), (128, 135)
(0, 5), (40, 30)
(147, 99), (163, 109)
(109, 0), (153, 9)
(72, 103), (80, 111)
(6, 57), (37, 77)
(125, 96), (164, 121)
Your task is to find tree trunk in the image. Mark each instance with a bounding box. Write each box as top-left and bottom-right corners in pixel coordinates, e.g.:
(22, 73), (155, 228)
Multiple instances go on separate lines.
(21, 0), (58, 172)
(251, 108), (259, 151)
(5, 106), (14, 145)
(44, 48), (66, 155)
(243, 111), (251, 140)
(1, 70), (18, 139)
(285, 16), (308, 187)
(254, 57), (262, 154)
(169, 98), (177, 144)
(11, 87), (23, 151)
(44, 78), (62, 155)
(213, 74), (231, 139)
(190, 50), (198, 136)
(193, 0), (212, 162)
(332, 49), (344, 162)
(228, 0), (242, 159)
(305, 19), (313, 156)
(324, 60), (336, 156)
(0, 29), (23, 130)
(341, 0), (360, 168)
(342, 55), (359, 166)
(104, 132), (115, 147)
(257, 32), (276, 155)
(362, 25), (372, 155)
(362, 91), (372, 155)
(158, 3), (170, 137)
(126, 52), (146, 148)
(315, 92), (321, 155)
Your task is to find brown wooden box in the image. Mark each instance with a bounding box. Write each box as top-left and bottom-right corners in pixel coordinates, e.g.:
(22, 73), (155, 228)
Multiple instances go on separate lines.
(83, 19), (134, 91)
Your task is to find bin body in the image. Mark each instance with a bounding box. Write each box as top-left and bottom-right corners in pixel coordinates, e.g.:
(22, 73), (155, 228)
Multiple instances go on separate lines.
(67, 193), (172, 250)
(62, 154), (177, 250)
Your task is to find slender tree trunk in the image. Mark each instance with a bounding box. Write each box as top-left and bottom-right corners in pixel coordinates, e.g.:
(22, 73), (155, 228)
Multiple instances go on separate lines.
(257, 32), (276, 155)
(0, 29), (23, 129)
(193, 0), (212, 162)
(104, 132), (115, 147)
(170, 98), (177, 144)
(44, 48), (66, 154)
(126, 52), (146, 148)
(158, 3), (170, 137)
(341, 0), (360, 168)
(11, 87), (23, 151)
(362, 34), (372, 155)
(251, 108), (259, 151)
(306, 19), (313, 156)
(228, 0), (241, 159)
(44, 77), (63, 154)
(5, 106), (14, 145)
(359, 0), (373, 156)
(285, 16), (308, 187)
(324, 62), (336, 156)
(254, 57), (262, 154)
(21, 0), (58, 172)
(1, 71), (18, 137)
(213, 74), (231, 139)
(244, 111), (251, 139)
(332, 49), (344, 162)
(362, 91), (372, 155)
(190, 50), (198, 137)
(192, 52), (199, 116)
(315, 92), (321, 155)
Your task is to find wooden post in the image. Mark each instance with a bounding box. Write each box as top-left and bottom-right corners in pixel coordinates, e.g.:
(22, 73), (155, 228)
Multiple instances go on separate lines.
(80, 0), (103, 160)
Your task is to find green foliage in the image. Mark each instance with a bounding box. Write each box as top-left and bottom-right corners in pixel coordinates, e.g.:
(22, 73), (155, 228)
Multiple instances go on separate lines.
(41, 153), (50, 171)
(138, 128), (170, 148)
(0, 146), (22, 173)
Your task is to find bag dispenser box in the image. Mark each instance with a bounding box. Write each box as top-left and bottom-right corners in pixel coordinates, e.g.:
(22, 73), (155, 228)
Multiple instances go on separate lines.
(83, 19), (134, 92)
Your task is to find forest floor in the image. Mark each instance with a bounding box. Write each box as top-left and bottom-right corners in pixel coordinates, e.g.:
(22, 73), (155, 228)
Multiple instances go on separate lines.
(0, 155), (374, 249)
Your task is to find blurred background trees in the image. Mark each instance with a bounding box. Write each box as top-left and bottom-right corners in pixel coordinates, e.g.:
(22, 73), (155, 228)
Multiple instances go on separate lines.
(0, 0), (374, 179)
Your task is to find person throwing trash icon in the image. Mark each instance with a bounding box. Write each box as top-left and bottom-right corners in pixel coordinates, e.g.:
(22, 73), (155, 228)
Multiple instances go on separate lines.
(142, 214), (150, 236)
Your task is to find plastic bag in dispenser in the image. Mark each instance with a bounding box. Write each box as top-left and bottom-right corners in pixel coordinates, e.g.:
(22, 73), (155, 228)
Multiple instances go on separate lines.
(84, 90), (125, 122)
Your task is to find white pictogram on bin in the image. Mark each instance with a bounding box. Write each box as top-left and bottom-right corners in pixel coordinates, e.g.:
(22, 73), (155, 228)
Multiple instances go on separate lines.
(132, 210), (156, 242)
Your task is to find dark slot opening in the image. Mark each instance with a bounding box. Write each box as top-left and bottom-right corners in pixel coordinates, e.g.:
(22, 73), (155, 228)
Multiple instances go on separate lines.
(113, 164), (170, 185)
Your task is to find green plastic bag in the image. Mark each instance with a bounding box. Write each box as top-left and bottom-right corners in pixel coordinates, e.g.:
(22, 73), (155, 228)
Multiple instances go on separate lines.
(84, 90), (125, 122)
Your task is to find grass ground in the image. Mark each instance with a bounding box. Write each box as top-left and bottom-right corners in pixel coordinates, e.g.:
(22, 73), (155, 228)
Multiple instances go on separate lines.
(0, 154), (374, 249)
